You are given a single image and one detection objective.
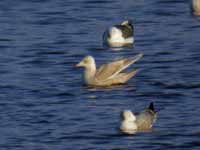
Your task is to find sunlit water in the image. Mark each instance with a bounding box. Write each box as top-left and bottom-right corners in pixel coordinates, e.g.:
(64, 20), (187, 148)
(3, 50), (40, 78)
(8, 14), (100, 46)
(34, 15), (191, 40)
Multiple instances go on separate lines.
(0, 0), (200, 149)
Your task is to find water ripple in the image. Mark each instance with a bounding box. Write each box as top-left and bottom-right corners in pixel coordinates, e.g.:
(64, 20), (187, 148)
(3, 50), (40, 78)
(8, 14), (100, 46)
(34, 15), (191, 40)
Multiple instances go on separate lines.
(0, 0), (199, 149)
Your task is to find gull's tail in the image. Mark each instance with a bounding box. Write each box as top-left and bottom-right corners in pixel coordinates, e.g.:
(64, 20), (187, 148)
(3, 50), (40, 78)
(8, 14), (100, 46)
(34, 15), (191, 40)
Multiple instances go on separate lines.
(148, 102), (155, 112)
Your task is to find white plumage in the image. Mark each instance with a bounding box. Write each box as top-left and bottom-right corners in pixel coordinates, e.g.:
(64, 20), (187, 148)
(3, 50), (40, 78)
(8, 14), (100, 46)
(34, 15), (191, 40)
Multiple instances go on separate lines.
(120, 110), (138, 134)
(106, 20), (134, 47)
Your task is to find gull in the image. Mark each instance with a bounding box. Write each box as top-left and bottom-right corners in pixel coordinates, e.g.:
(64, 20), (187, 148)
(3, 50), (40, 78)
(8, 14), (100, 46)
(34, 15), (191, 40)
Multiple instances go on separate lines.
(120, 102), (157, 135)
(76, 53), (143, 87)
(105, 20), (134, 47)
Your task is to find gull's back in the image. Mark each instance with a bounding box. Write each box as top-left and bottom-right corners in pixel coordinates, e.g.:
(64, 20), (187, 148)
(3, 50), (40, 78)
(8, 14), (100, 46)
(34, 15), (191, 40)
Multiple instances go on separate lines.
(135, 109), (157, 131)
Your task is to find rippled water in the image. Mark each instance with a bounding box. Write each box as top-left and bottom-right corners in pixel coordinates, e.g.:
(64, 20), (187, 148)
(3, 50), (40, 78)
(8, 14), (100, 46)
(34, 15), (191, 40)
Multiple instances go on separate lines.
(0, 0), (200, 149)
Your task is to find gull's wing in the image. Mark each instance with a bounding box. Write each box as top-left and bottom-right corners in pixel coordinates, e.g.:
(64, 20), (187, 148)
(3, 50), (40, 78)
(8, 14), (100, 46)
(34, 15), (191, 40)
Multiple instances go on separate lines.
(95, 53), (143, 81)
(135, 110), (157, 131)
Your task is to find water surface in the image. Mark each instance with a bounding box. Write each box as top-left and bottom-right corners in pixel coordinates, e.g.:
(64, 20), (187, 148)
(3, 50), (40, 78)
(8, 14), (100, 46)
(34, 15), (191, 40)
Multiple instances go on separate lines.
(0, 0), (200, 149)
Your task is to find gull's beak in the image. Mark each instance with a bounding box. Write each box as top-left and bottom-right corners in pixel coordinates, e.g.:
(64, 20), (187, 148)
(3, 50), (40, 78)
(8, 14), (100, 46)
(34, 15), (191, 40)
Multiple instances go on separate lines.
(75, 61), (84, 67)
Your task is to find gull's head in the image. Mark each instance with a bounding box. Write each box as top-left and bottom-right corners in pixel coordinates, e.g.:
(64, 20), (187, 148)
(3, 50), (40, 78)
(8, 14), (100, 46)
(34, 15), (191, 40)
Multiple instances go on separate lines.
(76, 56), (95, 68)
(121, 110), (136, 122)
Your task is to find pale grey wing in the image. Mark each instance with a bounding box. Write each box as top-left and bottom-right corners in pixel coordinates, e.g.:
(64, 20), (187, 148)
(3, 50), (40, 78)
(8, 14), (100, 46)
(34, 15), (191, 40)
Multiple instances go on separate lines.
(95, 60), (128, 81)
(95, 53), (143, 81)
(135, 110), (156, 130)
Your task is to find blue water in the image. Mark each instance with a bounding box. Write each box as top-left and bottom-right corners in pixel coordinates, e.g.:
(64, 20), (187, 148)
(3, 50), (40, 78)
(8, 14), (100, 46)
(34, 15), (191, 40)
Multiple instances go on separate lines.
(0, 0), (200, 149)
